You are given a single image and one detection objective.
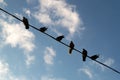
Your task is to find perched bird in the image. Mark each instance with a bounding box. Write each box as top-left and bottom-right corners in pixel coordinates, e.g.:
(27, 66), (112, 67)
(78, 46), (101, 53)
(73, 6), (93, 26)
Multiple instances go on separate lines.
(82, 49), (87, 61)
(69, 41), (74, 54)
(39, 27), (48, 32)
(90, 54), (99, 60)
(56, 35), (64, 41)
(22, 17), (29, 29)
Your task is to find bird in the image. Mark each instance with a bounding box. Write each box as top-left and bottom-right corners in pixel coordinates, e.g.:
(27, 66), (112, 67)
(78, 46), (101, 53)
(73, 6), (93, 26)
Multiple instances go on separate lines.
(39, 27), (48, 32)
(56, 35), (64, 41)
(82, 49), (87, 61)
(69, 41), (74, 54)
(22, 17), (29, 29)
(90, 54), (99, 60)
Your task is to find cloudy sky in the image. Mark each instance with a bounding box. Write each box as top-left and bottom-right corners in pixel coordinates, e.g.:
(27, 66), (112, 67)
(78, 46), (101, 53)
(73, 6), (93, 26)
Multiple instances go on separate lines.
(0, 0), (120, 80)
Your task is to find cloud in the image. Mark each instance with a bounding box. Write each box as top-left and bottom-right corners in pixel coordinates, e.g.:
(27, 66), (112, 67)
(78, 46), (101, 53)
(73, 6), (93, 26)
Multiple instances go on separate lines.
(100, 58), (114, 71)
(78, 67), (93, 79)
(0, 0), (4, 3)
(0, 13), (35, 66)
(0, 60), (9, 76)
(77, 58), (114, 79)
(26, 0), (36, 4)
(0, 59), (27, 80)
(25, 54), (35, 66)
(23, 8), (31, 18)
(34, 0), (84, 39)
(92, 57), (114, 71)
(0, 0), (7, 7)
(104, 58), (114, 66)
(0, 20), (35, 53)
(26, 0), (30, 3)
(41, 75), (66, 80)
(44, 47), (56, 65)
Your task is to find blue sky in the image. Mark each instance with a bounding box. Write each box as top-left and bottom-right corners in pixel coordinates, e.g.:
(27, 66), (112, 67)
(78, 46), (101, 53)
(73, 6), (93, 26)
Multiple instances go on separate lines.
(0, 0), (120, 80)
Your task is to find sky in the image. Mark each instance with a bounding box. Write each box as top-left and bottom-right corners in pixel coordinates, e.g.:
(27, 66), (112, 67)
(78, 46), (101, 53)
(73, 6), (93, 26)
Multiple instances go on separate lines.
(0, 0), (120, 80)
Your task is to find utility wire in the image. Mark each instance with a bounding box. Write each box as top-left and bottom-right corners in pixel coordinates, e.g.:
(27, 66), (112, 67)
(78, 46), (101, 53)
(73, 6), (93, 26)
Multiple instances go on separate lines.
(0, 7), (120, 75)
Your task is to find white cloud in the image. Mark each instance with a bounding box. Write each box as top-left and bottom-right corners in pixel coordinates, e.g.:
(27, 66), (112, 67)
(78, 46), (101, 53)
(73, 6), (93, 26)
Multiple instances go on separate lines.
(101, 58), (114, 71)
(0, 13), (35, 66)
(26, 0), (36, 4)
(44, 47), (56, 65)
(23, 8), (31, 18)
(104, 58), (114, 66)
(0, 60), (9, 76)
(0, 21), (35, 53)
(14, 13), (23, 20)
(26, 0), (30, 3)
(78, 67), (93, 79)
(0, 0), (7, 7)
(41, 75), (66, 80)
(0, 0), (3, 2)
(0, 59), (27, 80)
(35, 13), (52, 24)
(92, 57), (114, 71)
(25, 54), (35, 66)
(34, 0), (84, 39)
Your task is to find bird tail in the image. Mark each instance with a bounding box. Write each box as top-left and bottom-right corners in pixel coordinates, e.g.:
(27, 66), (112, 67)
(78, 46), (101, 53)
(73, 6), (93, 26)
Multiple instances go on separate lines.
(82, 56), (86, 61)
(69, 48), (72, 54)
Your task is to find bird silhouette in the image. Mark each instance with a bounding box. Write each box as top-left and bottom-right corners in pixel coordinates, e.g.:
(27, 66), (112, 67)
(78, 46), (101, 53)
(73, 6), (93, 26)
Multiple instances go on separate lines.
(22, 17), (29, 29)
(90, 54), (99, 60)
(56, 35), (64, 41)
(39, 27), (48, 32)
(82, 49), (87, 61)
(69, 41), (74, 54)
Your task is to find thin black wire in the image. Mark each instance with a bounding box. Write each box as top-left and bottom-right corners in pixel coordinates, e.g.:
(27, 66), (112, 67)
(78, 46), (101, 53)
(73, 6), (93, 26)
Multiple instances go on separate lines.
(0, 7), (120, 75)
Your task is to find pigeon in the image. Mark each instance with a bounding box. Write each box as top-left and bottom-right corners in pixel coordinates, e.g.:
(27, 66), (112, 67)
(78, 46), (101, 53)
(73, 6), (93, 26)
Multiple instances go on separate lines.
(56, 35), (64, 41)
(22, 17), (29, 29)
(82, 49), (87, 61)
(39, 27), (48, 32)
(90, 54), (99, 60)
(69, 41), (74, 54)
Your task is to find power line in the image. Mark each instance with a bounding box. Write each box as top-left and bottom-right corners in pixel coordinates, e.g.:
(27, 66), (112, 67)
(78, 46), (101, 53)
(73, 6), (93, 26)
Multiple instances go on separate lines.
(0, 7), (120, 75)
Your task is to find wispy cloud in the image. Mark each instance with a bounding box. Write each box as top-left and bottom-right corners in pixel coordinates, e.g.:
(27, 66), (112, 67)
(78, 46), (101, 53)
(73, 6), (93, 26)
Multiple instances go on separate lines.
(0, 0), (7, 7)
(25, 54), (35, 66)
(78, 57), (115, 79)
(104, 58), (114, 66)
(0, 13), (35, 66)
(100, 58), (114, 71)
(26, 0), (36, 4)
(0, 0), (5, 3)
(0, 59), (27, 80)
(92, 57), (114, 71)
(44, 46), (56, 65)
(41, 75), (66, 80)
(0, 60), (9, 76)
(78, 66), (93, 79)
(26, 0), (30, 3)
(33, 0), (84, 39)
(23, 8), (31, 18)
(0, 19), (35, 53)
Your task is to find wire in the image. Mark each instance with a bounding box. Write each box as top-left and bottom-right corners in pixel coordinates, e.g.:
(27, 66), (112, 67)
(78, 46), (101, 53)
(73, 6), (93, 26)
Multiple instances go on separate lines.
(0, 7), (120, 75)
(0, 8), (22, 21)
